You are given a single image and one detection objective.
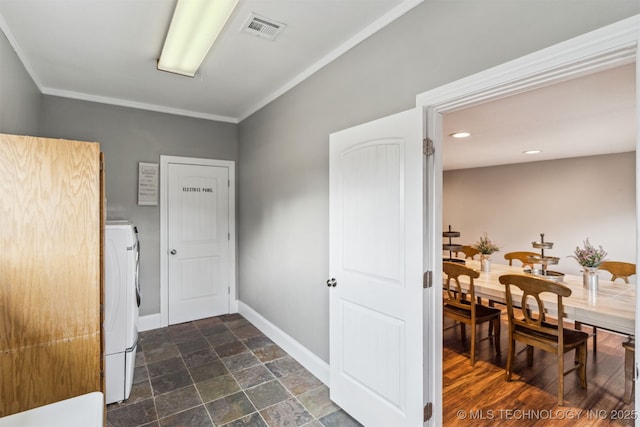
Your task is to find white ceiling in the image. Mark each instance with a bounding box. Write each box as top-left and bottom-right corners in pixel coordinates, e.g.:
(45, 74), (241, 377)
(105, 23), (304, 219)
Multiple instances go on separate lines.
(0, 1), (635, 169)
(0, 0), (420, 123)
(443, 63), (637, 171)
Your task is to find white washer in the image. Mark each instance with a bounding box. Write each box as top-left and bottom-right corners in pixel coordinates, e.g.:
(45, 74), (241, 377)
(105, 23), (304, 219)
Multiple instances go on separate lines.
(104, 221), (139, 404)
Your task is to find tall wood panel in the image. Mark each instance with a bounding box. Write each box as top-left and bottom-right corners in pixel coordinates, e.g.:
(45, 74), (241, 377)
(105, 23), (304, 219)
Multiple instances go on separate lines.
(0, 133), (103, 416)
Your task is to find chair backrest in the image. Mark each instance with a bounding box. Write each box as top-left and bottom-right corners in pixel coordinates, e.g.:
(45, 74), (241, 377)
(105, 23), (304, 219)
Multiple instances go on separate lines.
(443, 261), (479, 310)
(503, 251), (539, 268)
(498, 274), (572, 344)
(455, 245), (480, 260)
(598, 261), (636, 284)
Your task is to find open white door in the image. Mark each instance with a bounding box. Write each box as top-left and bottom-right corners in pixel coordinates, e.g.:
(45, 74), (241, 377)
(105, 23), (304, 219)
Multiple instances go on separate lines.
(329, 108), (428, 426)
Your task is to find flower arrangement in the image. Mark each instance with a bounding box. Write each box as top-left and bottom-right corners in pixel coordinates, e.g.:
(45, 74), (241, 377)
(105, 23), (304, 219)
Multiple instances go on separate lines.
(472, 233), (501, 255)
(570, 238), (607, 268)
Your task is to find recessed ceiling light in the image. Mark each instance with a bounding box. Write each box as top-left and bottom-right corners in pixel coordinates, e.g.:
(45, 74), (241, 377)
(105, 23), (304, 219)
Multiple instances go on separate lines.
(523, 150), (542, 155)
(450, 132), (471, 138)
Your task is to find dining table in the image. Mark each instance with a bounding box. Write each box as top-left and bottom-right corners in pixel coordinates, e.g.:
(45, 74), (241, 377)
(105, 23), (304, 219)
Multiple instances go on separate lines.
(454, 260), (636, 336)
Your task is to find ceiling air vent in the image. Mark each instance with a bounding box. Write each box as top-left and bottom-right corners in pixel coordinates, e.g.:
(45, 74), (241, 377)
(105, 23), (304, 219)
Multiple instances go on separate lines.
(242, 13), (286, 41)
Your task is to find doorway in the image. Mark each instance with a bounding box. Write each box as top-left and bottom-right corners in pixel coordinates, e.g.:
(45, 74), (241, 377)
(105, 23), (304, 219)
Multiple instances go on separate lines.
(416, 15), (639, 424)
(440, 64), (636, 422)
(160, 155), (237, 327)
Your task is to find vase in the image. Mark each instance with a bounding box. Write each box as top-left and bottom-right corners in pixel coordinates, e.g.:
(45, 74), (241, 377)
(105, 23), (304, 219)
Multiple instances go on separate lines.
(583, 267), (599, 290)
(480, 255), (491, 272)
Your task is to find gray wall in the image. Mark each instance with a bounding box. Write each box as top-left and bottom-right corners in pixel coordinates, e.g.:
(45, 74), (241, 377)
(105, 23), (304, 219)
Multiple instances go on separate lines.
(39, 96), (238, 316)
(238, 1), (640, 362)
(443, 153), (636, 280)
(1, 26), (239, 317)
(0, 27), (41, 135)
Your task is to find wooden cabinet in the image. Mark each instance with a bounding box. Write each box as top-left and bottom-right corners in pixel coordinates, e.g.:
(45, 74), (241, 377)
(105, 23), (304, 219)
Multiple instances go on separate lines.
(0, 133), (103, 416)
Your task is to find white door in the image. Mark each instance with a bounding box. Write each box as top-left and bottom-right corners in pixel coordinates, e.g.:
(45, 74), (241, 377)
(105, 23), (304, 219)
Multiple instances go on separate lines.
(167, 162), (230, 324)
(329, 108), (427, 426)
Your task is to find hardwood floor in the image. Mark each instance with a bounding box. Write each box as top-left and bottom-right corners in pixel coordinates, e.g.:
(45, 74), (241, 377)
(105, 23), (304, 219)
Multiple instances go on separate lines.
(443, 315), (635, 426)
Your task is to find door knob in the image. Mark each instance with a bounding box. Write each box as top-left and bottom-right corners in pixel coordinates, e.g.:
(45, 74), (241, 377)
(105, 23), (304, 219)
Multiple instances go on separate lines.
(326, 278), (337, 287)
(170, 249), (177, 255)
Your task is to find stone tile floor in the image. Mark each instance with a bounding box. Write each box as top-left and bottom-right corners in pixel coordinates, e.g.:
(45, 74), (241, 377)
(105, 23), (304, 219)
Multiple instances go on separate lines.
(106, 313), (361, 427)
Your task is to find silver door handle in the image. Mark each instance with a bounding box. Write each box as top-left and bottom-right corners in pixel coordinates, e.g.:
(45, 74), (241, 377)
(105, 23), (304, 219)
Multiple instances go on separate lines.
(170, 249), (177, 255)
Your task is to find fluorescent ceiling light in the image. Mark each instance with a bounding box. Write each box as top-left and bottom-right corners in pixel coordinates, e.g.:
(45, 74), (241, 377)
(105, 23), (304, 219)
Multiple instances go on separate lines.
(523, 149), (542, 154)
(450, 132), (471, 138)
(158, 0), (239, 77)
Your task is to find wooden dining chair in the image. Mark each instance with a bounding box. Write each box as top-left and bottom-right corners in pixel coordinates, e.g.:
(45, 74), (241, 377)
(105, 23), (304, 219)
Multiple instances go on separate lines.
(498, 274), (588, 406)
(443, 261), (501, 366)
(503, 251), (539, 269)
(454, 245), (480, 260)
(598, 261), (636, 284)
(576, 261), (636, 353)
(623, 338), (635, 403)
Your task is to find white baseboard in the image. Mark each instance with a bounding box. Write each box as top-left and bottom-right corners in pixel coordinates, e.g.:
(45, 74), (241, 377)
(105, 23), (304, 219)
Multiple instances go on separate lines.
(238, 300), (330, 385)
(137, 303), (329, 386)
(138, 313), (162, 332)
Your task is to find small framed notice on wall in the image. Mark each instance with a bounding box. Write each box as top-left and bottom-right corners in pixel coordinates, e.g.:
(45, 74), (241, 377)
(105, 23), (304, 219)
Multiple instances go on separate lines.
(138, 162), (158, 206)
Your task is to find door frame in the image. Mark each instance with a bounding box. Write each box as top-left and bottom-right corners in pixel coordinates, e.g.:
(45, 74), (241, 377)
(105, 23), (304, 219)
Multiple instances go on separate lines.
(159, 155), (237, 327)
(415, 15), (639, 424)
